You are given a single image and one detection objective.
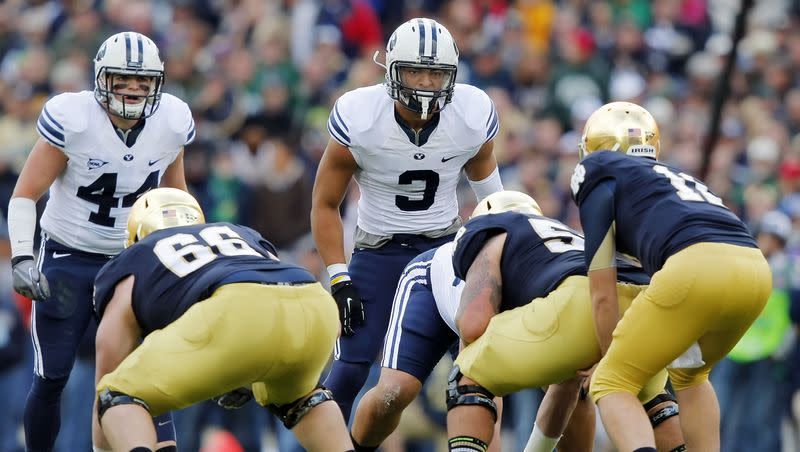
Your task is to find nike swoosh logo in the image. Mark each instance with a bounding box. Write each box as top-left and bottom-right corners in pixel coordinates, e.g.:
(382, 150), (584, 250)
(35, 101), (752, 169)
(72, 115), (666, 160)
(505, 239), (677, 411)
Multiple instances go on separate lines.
(157, 420), (172, 426)
(148, 157), (164, 166)
(441, 155), (458, 162)
(52, 252), (71, 259)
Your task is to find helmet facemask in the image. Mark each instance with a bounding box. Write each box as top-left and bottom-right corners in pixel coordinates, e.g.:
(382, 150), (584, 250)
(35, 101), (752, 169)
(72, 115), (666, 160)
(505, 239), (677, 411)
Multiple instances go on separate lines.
(95, 68), (164, 120)
(388, 61), (456, 120)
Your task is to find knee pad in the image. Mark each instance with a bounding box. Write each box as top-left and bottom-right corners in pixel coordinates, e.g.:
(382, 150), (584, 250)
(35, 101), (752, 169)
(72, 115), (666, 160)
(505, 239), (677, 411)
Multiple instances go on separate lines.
(268, 386), (334, 429)
(643, 392), (679, 428)
(97, 388), (150, 419)
(445, 366), (497, 423)
(448, 435), (488, 452)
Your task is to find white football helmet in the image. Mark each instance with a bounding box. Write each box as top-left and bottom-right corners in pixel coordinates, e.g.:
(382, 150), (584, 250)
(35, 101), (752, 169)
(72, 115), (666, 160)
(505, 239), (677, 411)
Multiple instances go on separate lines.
(378, 18), (458, 120)
(94, 32), (165, 120)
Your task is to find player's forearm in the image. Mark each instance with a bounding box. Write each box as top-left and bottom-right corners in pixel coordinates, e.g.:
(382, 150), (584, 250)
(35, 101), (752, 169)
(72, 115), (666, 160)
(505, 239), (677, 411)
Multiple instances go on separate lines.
(311, 205), (347, 266)
(8, 197), (37, 259)
(591, 292), (618, 355)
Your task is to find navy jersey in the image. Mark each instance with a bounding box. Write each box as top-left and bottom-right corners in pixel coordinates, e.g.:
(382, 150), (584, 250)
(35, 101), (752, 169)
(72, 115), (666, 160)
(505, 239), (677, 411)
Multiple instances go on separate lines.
(452, 211), (649, 311)
(94, 223), (315, 334)
(571, 151), (756, 275)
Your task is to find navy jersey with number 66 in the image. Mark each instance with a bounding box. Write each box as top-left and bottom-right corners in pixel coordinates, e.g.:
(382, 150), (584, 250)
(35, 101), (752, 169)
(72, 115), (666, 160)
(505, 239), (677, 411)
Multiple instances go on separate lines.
(93, 222), (316, 334)
(452, 211), (650, 311)
(571, 151), (756, 275)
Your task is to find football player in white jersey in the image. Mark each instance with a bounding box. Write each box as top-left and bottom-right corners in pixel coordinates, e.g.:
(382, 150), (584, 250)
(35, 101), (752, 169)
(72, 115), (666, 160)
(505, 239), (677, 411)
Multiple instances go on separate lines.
(7, 31), (191, 452)
(310, 18), (504, 429)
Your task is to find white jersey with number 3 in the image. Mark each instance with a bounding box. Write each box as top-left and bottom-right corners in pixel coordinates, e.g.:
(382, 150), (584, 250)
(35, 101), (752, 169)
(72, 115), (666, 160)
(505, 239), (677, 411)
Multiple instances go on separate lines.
(37, 91), (194, 255)
(327, 83), (498, 236)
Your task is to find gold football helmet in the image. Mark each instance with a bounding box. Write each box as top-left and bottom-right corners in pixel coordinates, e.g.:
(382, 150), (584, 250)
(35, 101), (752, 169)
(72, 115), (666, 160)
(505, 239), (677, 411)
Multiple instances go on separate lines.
(580, 101), (660, 160)
(470, 190), (542, 219)
(126, 188), (205, 247)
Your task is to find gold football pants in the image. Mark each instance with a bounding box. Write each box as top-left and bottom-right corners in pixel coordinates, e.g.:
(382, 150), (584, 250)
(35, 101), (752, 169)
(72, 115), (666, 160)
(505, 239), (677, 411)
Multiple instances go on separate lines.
(590, 243), (772, 402)
(456, 276), (666, 403)
(97, 282), (339, 415)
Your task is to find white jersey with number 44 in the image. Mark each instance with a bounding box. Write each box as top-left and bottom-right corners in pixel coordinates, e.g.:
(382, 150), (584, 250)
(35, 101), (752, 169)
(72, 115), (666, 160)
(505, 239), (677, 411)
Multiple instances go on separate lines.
(37, 90), (194, 255)
(327, 83), (498, 236)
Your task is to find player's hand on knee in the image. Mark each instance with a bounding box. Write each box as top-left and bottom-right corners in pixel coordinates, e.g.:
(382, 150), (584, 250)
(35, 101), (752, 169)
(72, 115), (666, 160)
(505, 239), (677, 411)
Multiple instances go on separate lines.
(12, 256), (50, 301)
(331, 280), (365, 336)
(212, 387), (254, 409)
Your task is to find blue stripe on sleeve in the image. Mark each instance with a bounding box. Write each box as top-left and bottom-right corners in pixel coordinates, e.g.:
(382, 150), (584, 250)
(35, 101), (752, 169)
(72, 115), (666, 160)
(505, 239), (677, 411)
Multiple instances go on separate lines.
(334, 104), (349, 132)
(486, 108), (498, 139)
(327, 121), (350, 147)
(37, 121), (65, 148)
(37, 116), (65, 143)
(327, 113), (351, 146)
(43, 106), (64, 132)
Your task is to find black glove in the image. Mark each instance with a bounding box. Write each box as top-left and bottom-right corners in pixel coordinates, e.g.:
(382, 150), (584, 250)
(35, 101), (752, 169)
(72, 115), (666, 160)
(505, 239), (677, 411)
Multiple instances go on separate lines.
(212, 387), (254, 409)
(12, 256), (50, 301)
(331, 280), (365, 336)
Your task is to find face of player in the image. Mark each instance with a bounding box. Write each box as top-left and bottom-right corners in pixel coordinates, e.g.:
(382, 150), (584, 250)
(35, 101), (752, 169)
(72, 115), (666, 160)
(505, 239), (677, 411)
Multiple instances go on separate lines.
(398, 67), (449, 91)
(109, 73), (155, 106)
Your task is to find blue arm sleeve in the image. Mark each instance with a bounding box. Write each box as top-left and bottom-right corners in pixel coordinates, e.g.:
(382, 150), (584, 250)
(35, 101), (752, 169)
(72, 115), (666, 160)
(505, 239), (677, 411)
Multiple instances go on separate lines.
(579, 178), (617, 271)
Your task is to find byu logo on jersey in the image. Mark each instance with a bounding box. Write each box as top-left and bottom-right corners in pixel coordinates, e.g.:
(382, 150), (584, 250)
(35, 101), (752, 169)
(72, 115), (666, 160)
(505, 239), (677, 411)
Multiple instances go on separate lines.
(87, 158), (109, 170)
(123, 154), (134, 161)
(413, 152), (426, 160)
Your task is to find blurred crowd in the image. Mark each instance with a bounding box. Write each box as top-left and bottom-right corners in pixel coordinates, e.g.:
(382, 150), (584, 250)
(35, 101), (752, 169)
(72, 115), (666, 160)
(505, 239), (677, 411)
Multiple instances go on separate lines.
(1, 0), (800, 450)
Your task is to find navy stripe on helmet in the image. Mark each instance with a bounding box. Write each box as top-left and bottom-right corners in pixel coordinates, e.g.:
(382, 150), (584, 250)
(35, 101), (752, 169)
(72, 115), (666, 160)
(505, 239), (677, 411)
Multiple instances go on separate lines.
(417, 19), (426, 56)
(125, 33), (132, 64)
(136, 34), (144, 63)
(430, 20), (438, 58)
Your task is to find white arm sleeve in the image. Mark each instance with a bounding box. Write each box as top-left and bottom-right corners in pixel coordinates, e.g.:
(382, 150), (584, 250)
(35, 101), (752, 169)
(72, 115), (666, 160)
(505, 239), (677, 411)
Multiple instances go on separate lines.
(8, 197), (37, 258)
(468, 167), (503, 201)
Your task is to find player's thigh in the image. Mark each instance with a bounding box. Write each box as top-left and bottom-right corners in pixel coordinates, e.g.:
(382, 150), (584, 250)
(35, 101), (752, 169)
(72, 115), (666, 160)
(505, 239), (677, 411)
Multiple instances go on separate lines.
(254, 283), (340, 405)
(33, 239), (107, 378)
(593, 243), (772, 396)
(456, 276), (602, 395)
(382, 283), (457, 382)
(339, 245), (420, 361)
(99, 283), (338, 414)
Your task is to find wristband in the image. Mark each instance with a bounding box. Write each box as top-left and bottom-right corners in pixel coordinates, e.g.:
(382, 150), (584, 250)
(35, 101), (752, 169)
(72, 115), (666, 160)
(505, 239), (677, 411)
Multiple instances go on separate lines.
(8, 197), (37, 259)
(327, 263), (350, 285)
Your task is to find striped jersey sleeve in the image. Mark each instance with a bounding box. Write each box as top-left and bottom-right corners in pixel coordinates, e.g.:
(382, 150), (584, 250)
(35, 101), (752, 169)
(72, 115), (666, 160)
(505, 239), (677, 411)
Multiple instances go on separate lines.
(484, 99), (499, 142)
(327, 99), (351, 147)
(37, 97), (67, 149)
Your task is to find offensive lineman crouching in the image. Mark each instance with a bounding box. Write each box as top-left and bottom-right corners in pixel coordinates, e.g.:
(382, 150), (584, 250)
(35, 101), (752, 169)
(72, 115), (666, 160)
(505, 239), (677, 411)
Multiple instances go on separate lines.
(91, 188), (354, 452)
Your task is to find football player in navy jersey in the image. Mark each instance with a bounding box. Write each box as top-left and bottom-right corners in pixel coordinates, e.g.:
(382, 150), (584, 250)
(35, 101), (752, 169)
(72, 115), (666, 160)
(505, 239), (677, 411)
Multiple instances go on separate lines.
(446, 191), (685, 452)
(571, 102), (772, 452)
(312, 17), (504, 425)
(90, 188), (353, 452)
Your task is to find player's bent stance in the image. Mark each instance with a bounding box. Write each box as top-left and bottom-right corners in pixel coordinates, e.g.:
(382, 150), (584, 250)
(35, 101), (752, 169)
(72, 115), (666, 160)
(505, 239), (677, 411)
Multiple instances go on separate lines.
(92, 189), (354, 452)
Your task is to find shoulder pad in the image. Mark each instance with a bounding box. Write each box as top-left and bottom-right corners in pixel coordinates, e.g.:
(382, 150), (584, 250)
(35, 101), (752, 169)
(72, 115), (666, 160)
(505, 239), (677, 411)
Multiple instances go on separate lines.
(327, 84), (387, 147)
(450, 84), (498, 142)
(36, 92), (92, 148)
(452, 213), (513, 280)
(162, 93), (196, 146)
(571, 152), (619, 202)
